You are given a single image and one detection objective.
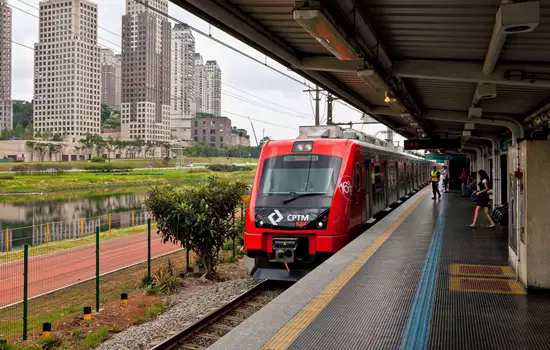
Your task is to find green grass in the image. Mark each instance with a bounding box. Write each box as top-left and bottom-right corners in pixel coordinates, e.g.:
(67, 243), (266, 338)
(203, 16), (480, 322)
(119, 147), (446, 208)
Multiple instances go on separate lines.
(80, 327), (109, 349)
(132, 303), (166, 326)
(0, 168), (256, 203)
(0, 157), (255, 172)
(0, 224), (155, 263)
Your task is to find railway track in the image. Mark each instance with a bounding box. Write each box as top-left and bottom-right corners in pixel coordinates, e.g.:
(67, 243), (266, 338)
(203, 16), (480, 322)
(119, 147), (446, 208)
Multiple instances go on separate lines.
(150, 280), (289, 350)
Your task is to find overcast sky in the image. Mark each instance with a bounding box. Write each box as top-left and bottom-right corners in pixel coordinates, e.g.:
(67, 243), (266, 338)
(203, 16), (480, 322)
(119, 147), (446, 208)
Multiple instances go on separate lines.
(8, 0), (401, 143)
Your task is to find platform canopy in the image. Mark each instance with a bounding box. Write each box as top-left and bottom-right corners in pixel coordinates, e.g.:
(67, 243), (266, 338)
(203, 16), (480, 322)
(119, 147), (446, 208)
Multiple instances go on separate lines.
(173, 0), (550, 147)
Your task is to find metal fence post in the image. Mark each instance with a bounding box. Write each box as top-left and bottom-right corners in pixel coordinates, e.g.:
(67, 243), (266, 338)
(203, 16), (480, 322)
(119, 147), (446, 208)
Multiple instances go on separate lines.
(95, 226), (100, 312)
(147, 218), (152, 285)
(23, 244), (28, 341)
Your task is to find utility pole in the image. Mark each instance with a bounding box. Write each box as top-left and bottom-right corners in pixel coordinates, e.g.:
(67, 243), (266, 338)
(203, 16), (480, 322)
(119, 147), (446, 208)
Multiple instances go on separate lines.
(326, 93), (338, 125)
(304, 86), (322, 126)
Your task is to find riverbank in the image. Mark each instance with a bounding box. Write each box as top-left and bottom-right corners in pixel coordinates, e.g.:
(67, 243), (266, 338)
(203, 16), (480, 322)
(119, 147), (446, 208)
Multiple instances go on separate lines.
(0, 164), (256, 204)
(0, 157), (254, 172)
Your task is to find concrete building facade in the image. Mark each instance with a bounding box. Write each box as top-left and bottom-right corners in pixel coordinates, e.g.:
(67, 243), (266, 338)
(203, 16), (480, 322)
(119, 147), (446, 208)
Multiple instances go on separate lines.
(231, 127), (251, 147)
(204, 60), (221, 116)
(171, 23), (195, 142)
(0, 0), (12, 132)
(121, 0), (171, 143)
(33, 0), (101, 140)
(100, 48), (121, 111)
(192, 114), (231, 148)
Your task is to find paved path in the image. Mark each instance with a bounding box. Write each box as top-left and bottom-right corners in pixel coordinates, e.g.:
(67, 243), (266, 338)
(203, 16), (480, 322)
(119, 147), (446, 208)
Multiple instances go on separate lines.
(0, 232), (180, 306)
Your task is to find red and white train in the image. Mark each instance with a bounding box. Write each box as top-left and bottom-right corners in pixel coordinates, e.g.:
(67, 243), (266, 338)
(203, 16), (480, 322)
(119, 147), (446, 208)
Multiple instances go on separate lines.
(244, 126), (432, 280)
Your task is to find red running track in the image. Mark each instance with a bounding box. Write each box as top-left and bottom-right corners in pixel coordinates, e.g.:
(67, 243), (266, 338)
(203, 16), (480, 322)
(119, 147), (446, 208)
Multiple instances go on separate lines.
(0, 232), (180, 306)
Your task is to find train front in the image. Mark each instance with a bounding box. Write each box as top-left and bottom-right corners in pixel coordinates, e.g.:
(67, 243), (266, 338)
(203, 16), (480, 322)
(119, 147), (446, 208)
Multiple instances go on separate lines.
(244, 139), (352, 280)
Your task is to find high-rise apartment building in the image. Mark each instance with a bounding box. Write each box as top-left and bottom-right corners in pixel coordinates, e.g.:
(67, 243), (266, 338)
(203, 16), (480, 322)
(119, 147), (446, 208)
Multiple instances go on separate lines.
(171, 23), (195, 141)
(193, 53), (206, 115)
(0, 0), (12, 131)
(204, 60), (221, 116)
(33, 0), (101, 139)
(121, 0), (171, 142)
(100, 48), (121, 112)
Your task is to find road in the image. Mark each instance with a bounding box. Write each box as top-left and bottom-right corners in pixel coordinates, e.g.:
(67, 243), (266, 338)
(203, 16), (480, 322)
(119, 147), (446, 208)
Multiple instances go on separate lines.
(0, 232), (180, 307)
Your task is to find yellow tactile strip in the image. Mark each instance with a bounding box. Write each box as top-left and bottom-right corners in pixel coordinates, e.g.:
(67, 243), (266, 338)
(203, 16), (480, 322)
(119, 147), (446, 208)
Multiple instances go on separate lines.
(449, 263), (515, 279)
(449, 276), (527, 295)
(261, 190), (428, 350)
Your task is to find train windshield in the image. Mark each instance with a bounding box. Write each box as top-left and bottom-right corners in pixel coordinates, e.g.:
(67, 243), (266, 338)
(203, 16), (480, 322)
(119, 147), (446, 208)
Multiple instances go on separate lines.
(260, 155), (342, 197)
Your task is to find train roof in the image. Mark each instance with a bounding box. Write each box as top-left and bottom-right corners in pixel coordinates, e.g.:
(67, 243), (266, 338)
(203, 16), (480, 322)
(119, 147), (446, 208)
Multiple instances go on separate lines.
(264, 138), (427, 162)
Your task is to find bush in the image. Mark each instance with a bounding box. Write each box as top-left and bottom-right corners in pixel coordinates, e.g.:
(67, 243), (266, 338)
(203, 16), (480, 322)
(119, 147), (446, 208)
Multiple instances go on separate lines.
(146, 177), (247, 279)
(90, 156), (106, 163)
(207, 164), (253, 172)
(151, 259), (179, 294)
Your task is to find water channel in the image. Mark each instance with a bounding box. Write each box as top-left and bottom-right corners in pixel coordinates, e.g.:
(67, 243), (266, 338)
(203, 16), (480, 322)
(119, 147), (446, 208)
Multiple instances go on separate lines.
(0, 192), (148, 249)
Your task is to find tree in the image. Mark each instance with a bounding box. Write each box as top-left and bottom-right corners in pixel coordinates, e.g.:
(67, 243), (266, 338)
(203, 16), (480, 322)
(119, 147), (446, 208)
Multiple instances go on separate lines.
(103, 138), (117, 162)
(79, 134), (96, 159)
(25, 141), (36, 161)
(101, 103), (121, 129)
(146, 177), (247, 279)
(47, 143), (63, 161)
(160, 142), (171, 160)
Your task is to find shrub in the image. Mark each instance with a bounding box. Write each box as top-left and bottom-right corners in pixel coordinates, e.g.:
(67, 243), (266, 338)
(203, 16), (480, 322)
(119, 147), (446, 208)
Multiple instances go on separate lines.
(151, 259), (179, 294)
(90, 156), (106, 163)
(207, 164), (253, 172)
(146, 177), (247, 279)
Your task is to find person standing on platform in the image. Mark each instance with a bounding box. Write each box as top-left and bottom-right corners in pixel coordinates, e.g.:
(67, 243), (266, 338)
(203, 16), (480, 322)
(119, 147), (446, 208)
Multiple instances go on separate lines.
(430, 166), (441, 200)
(469, 169), (496, 228)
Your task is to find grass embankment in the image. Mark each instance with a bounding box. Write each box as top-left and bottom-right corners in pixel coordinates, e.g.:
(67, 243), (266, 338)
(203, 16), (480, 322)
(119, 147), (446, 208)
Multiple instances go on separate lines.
(0, 224), (156, 264)
(0, 157), (255, 172)
(0, 167), (256, 203)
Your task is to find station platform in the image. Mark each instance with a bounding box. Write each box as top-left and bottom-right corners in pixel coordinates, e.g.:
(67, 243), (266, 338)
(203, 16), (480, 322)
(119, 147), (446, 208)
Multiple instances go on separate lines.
(211, 188), (550, 350)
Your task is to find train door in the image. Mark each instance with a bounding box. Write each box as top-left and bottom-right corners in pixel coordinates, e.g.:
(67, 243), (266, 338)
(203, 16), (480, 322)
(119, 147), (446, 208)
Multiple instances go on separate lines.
(372, 161), (386, 214)
(363, 160), (371, 222)
(387, 161), (398, 205)
(351, 159), (364, 228)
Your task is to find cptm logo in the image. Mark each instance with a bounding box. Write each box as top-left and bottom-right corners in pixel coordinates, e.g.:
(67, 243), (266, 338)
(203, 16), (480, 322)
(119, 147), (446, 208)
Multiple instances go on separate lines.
(268, 209), (284, 226)
(339, 176), (352, 200)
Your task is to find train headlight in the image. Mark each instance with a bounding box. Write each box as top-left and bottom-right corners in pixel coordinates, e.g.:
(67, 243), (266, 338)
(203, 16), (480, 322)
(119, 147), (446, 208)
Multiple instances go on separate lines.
(292, 141), (313, 152)
(258, 220), (264, 227)
(317, 221), (324, 228)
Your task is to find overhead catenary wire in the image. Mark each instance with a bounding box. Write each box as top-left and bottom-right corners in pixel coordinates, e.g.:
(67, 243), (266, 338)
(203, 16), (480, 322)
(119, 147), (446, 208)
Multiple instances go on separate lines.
(12, 0), (123, 40)
(132, 0), (314, 89)
(222, 110), (296, 131)
(223, 81), (311, 119)
(222, 91), (311, 121)
(10, 0), (370, 134)
(8, 1), (120, 53)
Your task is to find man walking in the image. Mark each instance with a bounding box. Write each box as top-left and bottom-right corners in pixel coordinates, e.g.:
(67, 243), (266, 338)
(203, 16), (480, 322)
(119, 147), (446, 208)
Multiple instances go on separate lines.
(431, 166), (441, 200)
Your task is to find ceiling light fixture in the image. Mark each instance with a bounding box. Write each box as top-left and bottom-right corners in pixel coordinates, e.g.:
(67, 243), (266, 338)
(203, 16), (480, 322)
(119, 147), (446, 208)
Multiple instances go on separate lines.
(293, 9), (359, 61)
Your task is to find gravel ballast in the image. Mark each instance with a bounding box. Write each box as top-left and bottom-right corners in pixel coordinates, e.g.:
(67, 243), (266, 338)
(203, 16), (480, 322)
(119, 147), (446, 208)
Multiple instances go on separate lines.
(96, 278), (257, 350)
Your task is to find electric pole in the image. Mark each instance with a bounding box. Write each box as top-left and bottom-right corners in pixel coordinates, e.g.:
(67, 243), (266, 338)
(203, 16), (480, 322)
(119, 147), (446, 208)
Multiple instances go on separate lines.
(327, 93), (338, 125)
(304, 86), (322, 126)
(315, 87), (320, 126)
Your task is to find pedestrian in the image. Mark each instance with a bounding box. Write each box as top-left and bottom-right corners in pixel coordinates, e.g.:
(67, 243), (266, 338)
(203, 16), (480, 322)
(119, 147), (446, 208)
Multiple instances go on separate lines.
(469, 169), (496, 228)
(441, 165), (449, 193)
(459, 167), (469, 197)
(430, 166), (441, 200)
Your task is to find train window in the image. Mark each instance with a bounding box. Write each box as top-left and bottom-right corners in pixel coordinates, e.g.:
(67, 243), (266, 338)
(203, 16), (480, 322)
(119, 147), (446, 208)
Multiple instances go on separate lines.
(374, 165), (383, 186)
(260, 154), (342, 195)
